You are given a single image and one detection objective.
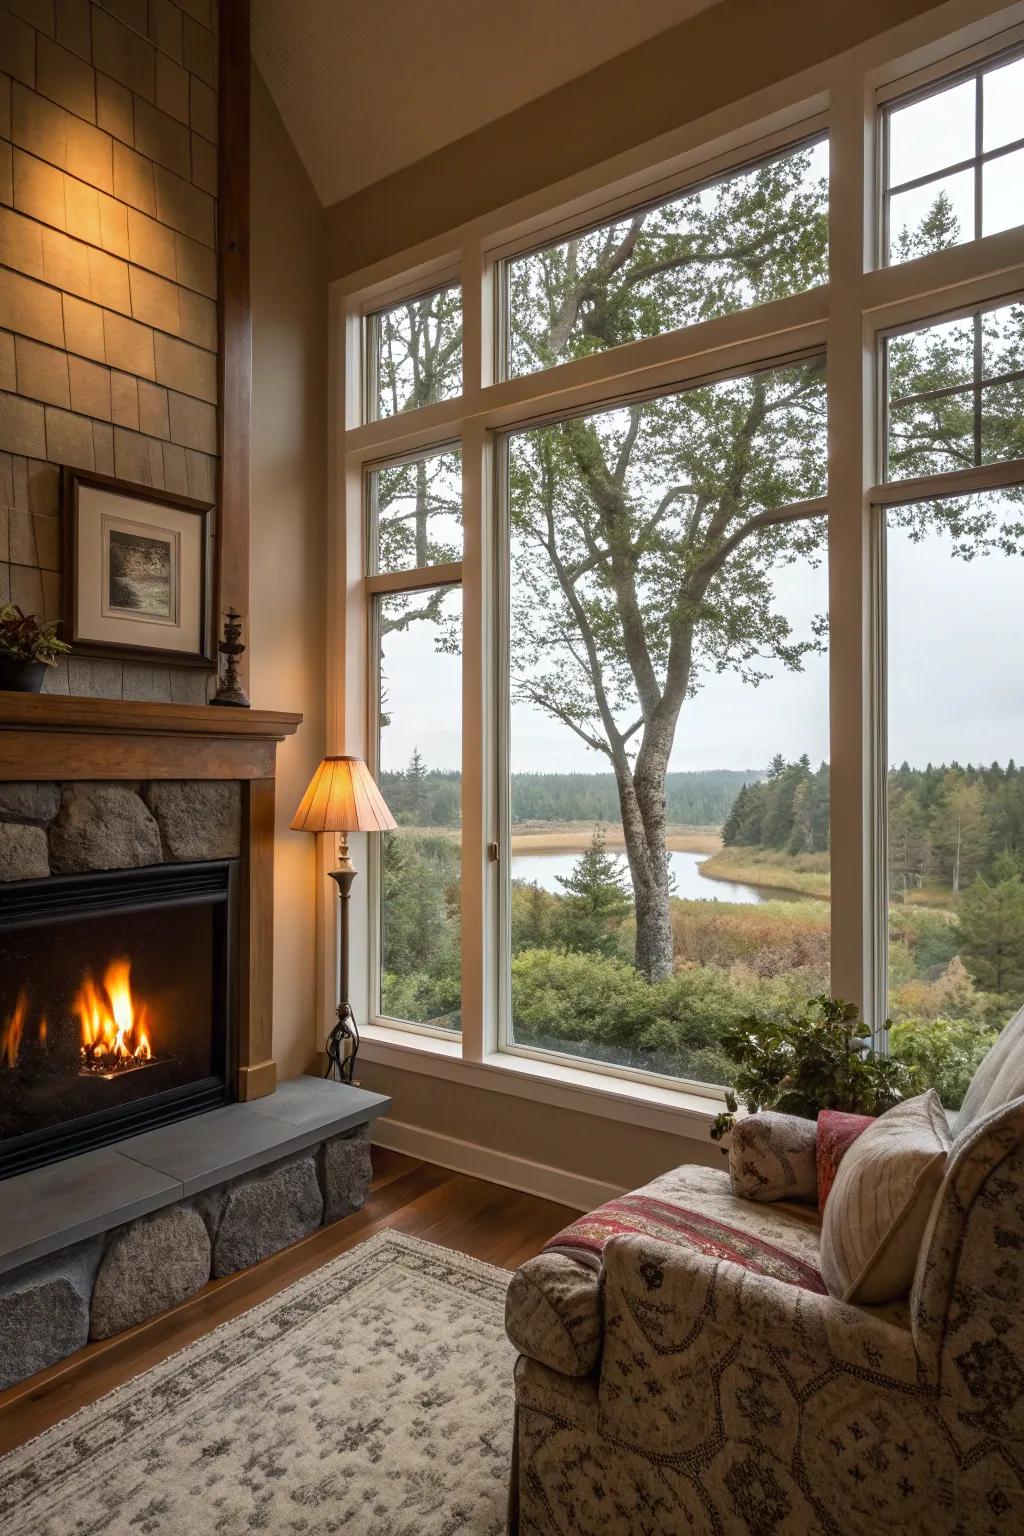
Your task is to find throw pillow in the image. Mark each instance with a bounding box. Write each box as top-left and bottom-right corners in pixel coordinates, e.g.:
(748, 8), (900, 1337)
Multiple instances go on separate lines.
(727, 1111), (818, 1204)
(820, 1089), (951, 1305)
(816, 1109), (874, 1211)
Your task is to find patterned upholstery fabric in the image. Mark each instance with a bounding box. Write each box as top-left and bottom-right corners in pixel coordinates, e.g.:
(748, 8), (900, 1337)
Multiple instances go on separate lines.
(816, 1108), (874, 1209)
(505, 1163), (821, 1377)
(507, 1094), (1024, 1534)
(728, 1109), (819, 1203)
(820, 1090), (950, 1304)
(504, 1252), (603, 1378)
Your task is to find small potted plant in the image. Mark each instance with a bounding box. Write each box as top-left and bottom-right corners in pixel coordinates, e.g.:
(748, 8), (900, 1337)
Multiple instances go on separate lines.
(710, 994), (915, 1143)
(0, 604), (70, 692)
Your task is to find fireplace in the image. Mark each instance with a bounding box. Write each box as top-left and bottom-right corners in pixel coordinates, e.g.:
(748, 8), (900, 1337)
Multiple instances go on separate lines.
(0, 861), (237, 1178)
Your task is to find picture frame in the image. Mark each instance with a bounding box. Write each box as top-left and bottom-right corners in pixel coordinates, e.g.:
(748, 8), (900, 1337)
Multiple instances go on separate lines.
(61, 469), (214, 668)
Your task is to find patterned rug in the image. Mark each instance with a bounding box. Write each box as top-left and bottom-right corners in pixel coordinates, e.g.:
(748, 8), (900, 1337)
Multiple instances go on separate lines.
(0, 1231), (516, 1536)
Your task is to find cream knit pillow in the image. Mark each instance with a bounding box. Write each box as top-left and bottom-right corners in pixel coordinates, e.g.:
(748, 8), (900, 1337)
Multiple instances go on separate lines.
(820, 1090), (950, 1305)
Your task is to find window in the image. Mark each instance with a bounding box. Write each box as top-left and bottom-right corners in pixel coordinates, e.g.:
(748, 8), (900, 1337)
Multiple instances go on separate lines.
(502, 360), (829, 1085)
(368, 448), (464, 1033)
(368, 283), (463, 419)
(505, 138), (828, 379)
(374, 585), (462, 1032)
(883, 52), (1024, 264)
(884, 300), (1024, 480)
(370, 446), (463, 574)
(339, 17), (1024, 1114)
(885, 487), (1024, 1109)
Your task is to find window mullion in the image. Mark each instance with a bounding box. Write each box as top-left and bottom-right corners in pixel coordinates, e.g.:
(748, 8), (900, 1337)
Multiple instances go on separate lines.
(459, 239), (491, 401)
(973, 310), (984, 466)
(828, 72), (880, 1031)
(460, 418), (490, 1064)
(975, 71), (984, 244)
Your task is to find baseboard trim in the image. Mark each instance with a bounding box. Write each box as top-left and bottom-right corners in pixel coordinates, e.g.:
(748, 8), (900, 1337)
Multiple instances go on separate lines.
(370, 1119), (623, 1212)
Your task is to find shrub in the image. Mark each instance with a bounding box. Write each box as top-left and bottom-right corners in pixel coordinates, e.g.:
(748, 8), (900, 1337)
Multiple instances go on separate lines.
(889, 1013), (997, 1110)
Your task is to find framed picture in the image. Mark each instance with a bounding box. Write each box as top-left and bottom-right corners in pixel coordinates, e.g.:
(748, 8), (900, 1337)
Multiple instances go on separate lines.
(62, 469), (213, 667)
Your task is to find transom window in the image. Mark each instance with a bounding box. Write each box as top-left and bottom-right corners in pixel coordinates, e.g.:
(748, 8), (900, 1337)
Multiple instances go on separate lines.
(366, 283), (463, 420)
(339, 17), (1024, 1115)
(882, 50), (1024, 263)
(505, 137), (828, 379)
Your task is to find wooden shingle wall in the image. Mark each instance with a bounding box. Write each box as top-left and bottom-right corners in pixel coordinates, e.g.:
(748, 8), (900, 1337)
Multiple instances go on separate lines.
(0, 0), (220, 701)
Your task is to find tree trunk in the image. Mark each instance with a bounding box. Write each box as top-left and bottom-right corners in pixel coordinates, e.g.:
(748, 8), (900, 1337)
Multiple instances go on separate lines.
(611, 719), (675, 983)
(415, 458), (428, 566)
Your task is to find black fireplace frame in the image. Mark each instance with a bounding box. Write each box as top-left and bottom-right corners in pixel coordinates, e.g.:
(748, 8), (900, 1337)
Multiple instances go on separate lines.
(0, 860), (238, 1179)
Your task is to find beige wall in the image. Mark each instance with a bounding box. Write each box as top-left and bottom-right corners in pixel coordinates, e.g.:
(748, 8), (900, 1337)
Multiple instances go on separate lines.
(324, 0), (952, 279)
(360, 1058), (724, 1196)
(0, 0), (219, 702)
(250, 64), (326, 1082)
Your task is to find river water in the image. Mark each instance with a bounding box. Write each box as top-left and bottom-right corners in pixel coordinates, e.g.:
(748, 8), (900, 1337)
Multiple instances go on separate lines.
(511, 847), (790, 904)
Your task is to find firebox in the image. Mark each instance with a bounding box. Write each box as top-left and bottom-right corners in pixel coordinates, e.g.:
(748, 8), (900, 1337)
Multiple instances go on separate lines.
(0, 861), (236, 1178)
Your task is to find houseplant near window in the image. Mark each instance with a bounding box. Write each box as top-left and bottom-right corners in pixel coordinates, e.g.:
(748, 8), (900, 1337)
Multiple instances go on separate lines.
(710, 994), (914, 1142)
(0, 604), (70, 693)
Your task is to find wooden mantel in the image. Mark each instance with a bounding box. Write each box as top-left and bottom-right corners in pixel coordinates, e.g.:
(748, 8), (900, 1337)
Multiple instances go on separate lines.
(0, 693), (303, 1104)
(0, 696), (301, 782)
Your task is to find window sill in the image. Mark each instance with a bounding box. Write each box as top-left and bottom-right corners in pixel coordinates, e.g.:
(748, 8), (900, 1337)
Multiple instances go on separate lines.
(357, 1021), (726, 1139)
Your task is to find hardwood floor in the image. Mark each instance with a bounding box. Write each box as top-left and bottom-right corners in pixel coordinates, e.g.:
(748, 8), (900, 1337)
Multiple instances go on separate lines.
(0, 1150), (575, 1455)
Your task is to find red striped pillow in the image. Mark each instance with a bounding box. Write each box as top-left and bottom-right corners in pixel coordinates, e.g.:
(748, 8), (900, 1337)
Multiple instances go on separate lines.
(817, 1109), (874, 1211)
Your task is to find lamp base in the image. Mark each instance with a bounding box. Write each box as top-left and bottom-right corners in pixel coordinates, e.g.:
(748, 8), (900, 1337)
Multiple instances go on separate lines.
(326, 1001), (359, 1084)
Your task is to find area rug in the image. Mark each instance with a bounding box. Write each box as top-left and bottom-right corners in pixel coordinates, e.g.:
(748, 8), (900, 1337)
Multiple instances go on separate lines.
(0, 1231), (516, 1536)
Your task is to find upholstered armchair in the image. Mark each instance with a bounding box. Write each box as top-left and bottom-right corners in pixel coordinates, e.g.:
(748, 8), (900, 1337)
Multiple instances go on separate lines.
(505, 1026), (1024, 1534)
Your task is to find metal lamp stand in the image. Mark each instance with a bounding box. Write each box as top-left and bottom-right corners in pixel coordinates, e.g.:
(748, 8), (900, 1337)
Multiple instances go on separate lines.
(326, 833), (359, 1083)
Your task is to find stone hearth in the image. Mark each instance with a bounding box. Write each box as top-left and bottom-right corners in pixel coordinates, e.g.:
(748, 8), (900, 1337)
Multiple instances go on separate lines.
(0, 1077), (389, 1390)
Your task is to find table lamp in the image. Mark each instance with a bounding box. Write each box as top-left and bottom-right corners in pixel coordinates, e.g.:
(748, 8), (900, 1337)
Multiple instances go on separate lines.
(291, 755), (397, 1082)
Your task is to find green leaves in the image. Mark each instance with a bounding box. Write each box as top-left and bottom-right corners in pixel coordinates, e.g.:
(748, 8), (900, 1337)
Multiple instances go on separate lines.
(711, 994), (914, 1138)
(0, 604), (70, 665)
(508, 143), (829, 376)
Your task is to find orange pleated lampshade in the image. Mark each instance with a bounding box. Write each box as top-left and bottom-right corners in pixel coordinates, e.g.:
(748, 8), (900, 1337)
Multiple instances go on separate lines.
(290, 756), (397, 834)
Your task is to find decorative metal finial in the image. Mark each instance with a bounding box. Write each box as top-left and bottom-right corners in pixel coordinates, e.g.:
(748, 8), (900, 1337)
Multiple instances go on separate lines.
(210, 607), (250, 708)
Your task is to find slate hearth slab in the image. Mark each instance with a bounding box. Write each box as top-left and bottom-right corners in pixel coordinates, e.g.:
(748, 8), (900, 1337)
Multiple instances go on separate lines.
(0, 1078), (390, 1274)
(246, 1076), (387, 1134)
(0, 1148), (182, 1276)
(119, 1079), (389, 1197)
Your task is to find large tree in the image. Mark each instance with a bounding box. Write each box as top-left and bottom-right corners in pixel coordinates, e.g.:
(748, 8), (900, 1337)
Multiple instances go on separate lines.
(509, 358), (827, 979)
(505, 149), (831, 979)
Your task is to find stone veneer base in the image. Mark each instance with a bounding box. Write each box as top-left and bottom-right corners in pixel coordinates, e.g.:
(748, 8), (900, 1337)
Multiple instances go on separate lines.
(0, 1077), (390, 1392)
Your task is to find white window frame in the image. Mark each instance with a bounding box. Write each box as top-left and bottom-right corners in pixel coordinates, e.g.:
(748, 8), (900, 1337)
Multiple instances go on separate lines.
(878, 31), (1024, 267)
(365, 441), (465, 1039)
(325, 0), (1024, 1136)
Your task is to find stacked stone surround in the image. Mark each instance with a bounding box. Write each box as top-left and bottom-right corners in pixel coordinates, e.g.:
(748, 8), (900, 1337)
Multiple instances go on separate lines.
(0, 0), (220, 704)
(0, 776), (240, 879)
(0, 1127), (374, 1386)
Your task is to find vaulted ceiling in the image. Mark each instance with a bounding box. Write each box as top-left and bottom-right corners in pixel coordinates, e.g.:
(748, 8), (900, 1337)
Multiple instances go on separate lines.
(251, 0), (720, 207)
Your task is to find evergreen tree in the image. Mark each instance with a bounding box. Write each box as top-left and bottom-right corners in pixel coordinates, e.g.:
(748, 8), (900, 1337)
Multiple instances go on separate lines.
(957, 855), (1024, 996)
(553, 828), (633, 957)
(722, 784), (752, 846)
(405, 748), (428, 821)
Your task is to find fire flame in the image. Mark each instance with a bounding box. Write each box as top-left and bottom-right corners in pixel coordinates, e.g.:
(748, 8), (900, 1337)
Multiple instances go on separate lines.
(1, 992), (27, 1068)
(76, 959), (152, 1066)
